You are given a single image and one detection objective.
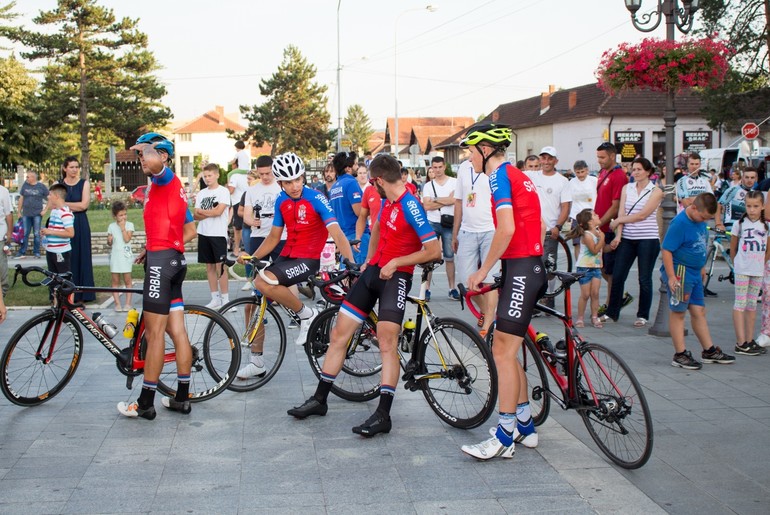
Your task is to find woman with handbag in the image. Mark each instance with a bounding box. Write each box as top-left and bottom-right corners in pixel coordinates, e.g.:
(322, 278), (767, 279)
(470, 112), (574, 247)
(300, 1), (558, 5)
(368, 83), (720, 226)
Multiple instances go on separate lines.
(603, 157), (663, 327)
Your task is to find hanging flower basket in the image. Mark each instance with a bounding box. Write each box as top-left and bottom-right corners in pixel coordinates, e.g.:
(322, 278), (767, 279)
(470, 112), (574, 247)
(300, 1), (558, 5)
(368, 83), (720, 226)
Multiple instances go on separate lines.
(596, 37), (733, 95)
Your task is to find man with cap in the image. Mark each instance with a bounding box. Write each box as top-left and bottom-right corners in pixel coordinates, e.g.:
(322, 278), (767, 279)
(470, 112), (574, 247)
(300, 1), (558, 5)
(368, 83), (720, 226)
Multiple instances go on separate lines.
(525, 146), (571, 307)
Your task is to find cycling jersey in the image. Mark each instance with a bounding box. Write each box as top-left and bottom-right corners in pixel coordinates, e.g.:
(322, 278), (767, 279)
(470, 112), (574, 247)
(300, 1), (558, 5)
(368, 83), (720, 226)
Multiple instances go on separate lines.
(718, 184), (751, 226)
(273, 186), (338, 259)
(145, 167), (193, 253)
(490, 162), (543, 259)
(369, 190), (436, 274)
(329, 173), (368, 238)
(675, 172), (713, 206)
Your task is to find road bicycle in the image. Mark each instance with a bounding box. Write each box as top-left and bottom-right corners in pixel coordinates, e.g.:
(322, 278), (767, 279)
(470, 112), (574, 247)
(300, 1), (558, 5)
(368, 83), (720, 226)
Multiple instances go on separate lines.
(0, 266), (240, 407)
(704, 227), (735, 291)
(458, 270), (653, 469)
(304, 260), (498, 429)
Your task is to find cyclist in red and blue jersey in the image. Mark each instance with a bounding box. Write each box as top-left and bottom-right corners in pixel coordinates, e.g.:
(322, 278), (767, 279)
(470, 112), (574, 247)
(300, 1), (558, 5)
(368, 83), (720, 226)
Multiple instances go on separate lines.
(459, 124), (547, 461)
(239, 152), (354, 348)
(288, 154), (440, 437)
(118, 133), (197, 420)
(329, 151), (370, 264)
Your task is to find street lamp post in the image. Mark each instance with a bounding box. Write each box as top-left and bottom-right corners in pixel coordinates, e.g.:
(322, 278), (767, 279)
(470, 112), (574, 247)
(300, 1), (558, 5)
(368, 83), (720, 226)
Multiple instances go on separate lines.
(622, 0), (700, 336)
(394, 5), (437, 157)
(336, 0), (342, 152)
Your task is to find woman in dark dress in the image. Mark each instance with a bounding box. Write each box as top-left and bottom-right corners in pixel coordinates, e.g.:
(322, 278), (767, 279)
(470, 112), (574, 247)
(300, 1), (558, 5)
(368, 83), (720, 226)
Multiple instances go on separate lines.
(60, 156), (95, 302)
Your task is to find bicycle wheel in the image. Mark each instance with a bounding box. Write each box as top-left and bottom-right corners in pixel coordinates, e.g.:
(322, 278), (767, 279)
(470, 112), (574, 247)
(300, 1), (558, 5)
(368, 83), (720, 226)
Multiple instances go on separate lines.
(156, 305), (240, 402)
(574, 343), (653, 469)
(485, 328), (550, 426)
(218, 296), (287, 392)
(703, 244), (716, 291)
(1, 310), (83, 406)
(416, 317), (497, 429)
(304, 307), (381, 402)
(542, 236), (573, 299)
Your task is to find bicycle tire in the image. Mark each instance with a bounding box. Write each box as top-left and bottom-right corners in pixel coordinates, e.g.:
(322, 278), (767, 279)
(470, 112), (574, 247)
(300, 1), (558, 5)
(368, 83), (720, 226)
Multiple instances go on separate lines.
(574, 343), (653, 469)
(416, 317), (497, 429)
(218, 296), (287, 392)
(703, 244), (716, 291)
(542, 235), (573, 299)
(0, 310), (83, 406)
(155, 305), (240, 403)
(485, 328), (551, 426)
(304, 306), (381, 402)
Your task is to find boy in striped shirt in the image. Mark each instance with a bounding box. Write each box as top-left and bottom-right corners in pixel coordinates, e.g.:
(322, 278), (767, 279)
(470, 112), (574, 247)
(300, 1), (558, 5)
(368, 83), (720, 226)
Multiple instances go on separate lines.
(41, 184), (74, 275)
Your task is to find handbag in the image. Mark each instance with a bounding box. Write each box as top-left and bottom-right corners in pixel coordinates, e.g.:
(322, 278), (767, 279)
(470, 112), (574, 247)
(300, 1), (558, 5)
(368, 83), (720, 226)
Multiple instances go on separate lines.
(11, 219), (23, 244)
(431, 182), (454, 228)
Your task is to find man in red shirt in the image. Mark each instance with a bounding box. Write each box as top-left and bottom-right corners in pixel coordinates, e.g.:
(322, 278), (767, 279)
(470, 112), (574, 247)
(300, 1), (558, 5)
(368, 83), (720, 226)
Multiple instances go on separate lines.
(118, 133), (197, 420)
(594, 142), (629, 313)
(287, 154), (440, 437)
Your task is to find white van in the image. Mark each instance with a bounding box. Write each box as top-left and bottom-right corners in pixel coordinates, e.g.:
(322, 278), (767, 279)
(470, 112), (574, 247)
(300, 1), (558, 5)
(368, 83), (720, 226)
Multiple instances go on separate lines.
(699, 148), (744, 175)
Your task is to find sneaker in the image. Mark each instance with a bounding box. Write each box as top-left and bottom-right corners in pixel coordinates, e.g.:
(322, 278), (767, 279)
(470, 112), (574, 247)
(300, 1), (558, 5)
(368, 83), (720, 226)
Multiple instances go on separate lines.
(756, 333), (770, 348)
(748, 340), (767, 355)
(352, 411), (392, 437)
(735, 341), (762, 356)
(237, 361), (266, 379)
(701, 346), (736, 364)
(425, 290), (431, 302)
(671, 350), (702, 370)
(205, 298), (223, 310)
(117, 401), (157, 420)
(704, 288), (718, 298)
(597, 304), (608, 317)
(621, 292), (634, 308)
(488, 425), (538, 448)
(295, 308), (318, 346)
(461, 436), (515, 460)
(297, 283), (315, 300)
(240, 281), (253, 291)
(287, 396), (328, 419)
(161, 396), (191, 414)
(13, 253), (25, 260)
(448, 289), (460, 300)
(33, 254), (41, 259)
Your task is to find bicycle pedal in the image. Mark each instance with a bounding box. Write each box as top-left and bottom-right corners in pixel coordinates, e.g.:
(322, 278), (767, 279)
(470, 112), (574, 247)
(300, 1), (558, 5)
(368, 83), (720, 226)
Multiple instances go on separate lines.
(403, 378), (419, 392)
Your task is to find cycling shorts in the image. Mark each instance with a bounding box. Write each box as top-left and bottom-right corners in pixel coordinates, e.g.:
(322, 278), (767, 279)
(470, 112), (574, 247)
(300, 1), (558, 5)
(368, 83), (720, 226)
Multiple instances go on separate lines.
(340, 265), (412, 325)
(265, 256), (319, 287)
(496, 256), (546, 337)
(143, 249), (186, 315)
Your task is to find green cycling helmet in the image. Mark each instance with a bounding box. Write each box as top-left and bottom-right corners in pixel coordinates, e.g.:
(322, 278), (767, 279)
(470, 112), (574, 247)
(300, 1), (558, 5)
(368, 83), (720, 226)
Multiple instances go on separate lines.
(460, 123), (512, 148)
(136, 132), (175, 158)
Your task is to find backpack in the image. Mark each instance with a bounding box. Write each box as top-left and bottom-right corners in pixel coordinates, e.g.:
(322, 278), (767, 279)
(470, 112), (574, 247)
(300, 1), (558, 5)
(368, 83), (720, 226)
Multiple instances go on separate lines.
(11, 219), (23, 244)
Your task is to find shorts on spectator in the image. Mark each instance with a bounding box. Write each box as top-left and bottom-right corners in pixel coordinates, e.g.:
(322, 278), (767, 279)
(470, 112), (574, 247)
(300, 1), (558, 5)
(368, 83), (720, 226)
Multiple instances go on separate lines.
(429, 221), (454, 261)
(198, 234), (228, 264)
(577, 266), (602, 285)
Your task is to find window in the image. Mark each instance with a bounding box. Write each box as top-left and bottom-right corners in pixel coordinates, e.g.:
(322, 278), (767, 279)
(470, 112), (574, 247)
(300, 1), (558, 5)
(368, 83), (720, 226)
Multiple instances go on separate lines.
(179, 133), (191, 142)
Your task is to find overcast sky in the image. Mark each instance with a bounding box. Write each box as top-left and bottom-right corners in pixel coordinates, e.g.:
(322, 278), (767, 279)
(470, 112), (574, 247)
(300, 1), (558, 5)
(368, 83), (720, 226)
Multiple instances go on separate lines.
(11, 0), (700, 129)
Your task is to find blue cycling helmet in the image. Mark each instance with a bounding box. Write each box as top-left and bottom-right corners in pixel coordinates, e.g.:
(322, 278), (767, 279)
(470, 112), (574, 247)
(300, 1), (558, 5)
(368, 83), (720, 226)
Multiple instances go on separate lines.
(136, 132), (174, 158)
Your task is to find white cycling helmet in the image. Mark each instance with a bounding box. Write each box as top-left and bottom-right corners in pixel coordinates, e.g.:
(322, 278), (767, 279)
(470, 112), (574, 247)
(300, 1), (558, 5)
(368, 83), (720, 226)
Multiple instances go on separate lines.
(272, 152), (305, 181)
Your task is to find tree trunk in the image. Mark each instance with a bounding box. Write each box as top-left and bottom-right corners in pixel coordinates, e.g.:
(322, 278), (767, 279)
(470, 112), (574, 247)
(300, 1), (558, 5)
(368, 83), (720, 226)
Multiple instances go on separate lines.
(78, 32), (89, 178)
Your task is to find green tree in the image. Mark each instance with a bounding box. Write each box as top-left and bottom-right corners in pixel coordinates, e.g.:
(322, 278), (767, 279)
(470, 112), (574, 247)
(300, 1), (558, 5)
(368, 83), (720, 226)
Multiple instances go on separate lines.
(695, 0), (769, 130)
(0, 55), (38, 163)
(0, 1), (17, 50)
(344, 104), (373, 154)
(237, 45), (333, 157)
(6, 0), (169, 174)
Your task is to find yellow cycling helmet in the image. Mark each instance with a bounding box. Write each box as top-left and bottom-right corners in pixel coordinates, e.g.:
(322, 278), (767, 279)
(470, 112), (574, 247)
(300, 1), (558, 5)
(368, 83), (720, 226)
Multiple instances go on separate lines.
(460, 123), (512, 148)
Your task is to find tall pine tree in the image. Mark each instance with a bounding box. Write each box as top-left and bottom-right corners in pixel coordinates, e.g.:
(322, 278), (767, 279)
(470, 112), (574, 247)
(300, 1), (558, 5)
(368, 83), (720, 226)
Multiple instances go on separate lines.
(237, 45), (333, 157)
(8, 0), (169, 173)
(344, 104), (374, 154)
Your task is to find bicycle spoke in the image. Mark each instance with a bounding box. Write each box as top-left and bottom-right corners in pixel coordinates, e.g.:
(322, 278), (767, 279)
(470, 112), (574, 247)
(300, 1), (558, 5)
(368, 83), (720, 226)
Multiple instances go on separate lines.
(575, 343), (653, 469)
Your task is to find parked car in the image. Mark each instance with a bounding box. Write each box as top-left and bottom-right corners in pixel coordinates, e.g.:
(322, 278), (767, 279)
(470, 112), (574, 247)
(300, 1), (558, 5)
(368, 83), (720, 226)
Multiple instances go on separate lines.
(129, 185), (148, 207)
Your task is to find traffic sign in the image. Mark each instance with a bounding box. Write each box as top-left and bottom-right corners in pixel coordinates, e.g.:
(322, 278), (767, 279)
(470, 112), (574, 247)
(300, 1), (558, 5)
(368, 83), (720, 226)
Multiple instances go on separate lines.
(742, 122), (760, 140)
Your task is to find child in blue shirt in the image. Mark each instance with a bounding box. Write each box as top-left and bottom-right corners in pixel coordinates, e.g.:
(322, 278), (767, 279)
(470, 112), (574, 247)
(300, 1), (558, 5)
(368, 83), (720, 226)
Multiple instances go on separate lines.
(41, 184), (74, 276)
(661, 192), (735, 370)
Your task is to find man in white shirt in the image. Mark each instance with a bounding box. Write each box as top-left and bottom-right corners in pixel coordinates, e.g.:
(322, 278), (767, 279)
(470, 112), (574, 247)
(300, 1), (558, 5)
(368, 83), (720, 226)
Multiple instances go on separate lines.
(228, 141), (251, 258)
(423, 156), (459, 300)
(526, 147), (571, 306)
(195, 163), (232, 309)
(0, 185), (13, 295)
(452, 159), (498, 334)
(567, 160), (597, 259)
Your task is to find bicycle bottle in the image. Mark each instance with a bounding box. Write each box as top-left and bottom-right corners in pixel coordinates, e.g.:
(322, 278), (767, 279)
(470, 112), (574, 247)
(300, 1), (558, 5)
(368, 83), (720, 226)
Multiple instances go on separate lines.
(400, 318), (416, 352)
(123, 308), (139, 339)
(93, 312), (118, 338)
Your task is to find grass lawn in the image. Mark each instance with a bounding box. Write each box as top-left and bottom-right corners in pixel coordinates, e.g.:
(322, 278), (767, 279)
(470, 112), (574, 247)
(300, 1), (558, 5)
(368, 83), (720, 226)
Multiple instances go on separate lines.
(6, 263), (210, 306)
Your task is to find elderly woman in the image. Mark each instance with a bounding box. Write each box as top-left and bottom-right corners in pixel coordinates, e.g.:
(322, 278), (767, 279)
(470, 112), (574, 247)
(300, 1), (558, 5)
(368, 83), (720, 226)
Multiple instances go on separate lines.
(603, 157), (663, 327)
